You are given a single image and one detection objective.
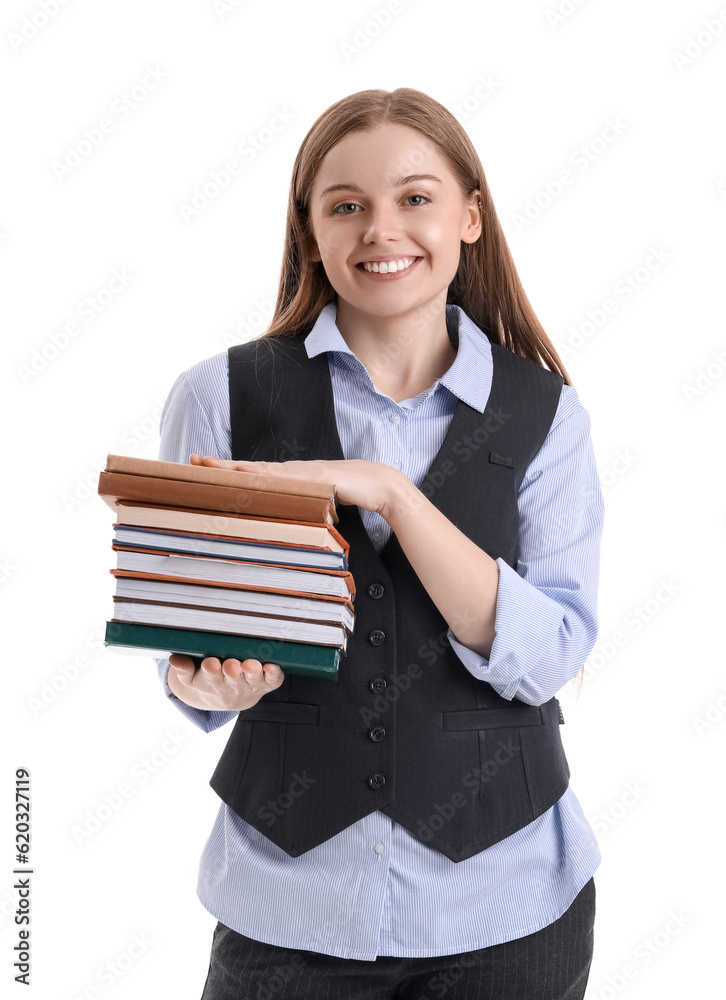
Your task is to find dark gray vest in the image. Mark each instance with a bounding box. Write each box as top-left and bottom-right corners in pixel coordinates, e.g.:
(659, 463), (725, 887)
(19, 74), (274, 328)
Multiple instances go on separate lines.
(210, 309), (570, 862)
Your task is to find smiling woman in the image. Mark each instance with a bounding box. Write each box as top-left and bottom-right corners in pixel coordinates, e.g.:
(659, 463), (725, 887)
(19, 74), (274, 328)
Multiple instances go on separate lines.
(156, 87), (603, 1000)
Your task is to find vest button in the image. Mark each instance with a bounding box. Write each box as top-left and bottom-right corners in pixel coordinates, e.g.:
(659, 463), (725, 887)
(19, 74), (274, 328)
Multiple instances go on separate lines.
(367, 582), (385, 599)
(369, 676), (387, 693)
(368, 629), (386, 646)
(368, 726), (386, 742)
(367, 772), (386, 790)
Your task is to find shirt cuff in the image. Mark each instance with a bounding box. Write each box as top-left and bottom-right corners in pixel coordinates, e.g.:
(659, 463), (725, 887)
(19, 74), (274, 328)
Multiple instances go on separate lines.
(156, 657), (239, 733)
(446, 558), (572, 704)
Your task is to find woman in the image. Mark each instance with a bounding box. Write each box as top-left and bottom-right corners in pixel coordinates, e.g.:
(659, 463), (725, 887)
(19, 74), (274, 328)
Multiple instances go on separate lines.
(159, 86), (603, 999)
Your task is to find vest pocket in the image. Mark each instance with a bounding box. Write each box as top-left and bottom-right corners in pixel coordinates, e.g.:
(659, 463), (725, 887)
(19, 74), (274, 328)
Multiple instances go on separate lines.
(440, 707), (542, 813)
(241, 701), (319, 796)
(441, 705), (544, 730)
(238, 701), (321, 725)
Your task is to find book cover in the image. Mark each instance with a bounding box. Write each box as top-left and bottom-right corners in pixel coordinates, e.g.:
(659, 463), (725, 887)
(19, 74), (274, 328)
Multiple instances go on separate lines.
(104, 621), (340, 680)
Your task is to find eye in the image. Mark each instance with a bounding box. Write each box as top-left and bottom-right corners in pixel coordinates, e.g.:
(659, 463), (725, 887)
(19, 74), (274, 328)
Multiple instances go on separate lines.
(332, 202), (359, 215)
(331, 194), (431, 215)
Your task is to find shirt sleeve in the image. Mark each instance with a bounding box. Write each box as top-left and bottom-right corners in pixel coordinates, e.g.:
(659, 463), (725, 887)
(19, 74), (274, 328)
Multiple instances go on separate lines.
(153, 354), (239, 733)
(446, 383), (604, 705)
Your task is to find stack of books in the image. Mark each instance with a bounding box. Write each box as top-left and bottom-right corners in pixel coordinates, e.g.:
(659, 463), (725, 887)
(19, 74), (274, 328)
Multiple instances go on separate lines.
(97, 454), (356, 680)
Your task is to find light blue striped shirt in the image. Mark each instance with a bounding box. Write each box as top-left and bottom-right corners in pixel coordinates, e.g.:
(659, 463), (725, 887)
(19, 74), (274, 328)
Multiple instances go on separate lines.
(154, 302), (603, 960)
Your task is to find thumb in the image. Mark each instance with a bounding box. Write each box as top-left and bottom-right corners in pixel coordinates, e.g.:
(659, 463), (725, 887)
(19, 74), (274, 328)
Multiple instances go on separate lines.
(168, 654), (196, 681)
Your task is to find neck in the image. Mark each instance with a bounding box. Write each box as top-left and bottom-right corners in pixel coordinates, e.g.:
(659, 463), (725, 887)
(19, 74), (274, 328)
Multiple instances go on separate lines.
(334, 296), (457, 398)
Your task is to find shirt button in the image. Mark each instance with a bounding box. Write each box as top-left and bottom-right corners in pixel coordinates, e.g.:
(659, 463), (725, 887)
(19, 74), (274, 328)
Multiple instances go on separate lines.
(368, 629), (386, 646)
(374, 843), (385, 855)
(390, 413), (401, 424)
(369, 676), (387, 693)
(367, 773), (386, 790)
(368, 726), (386, 742)
(367, 583), (385, 599)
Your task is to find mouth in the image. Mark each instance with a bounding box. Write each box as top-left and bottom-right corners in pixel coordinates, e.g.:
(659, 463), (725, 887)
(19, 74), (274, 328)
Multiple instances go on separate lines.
(355, 256), (423, 279)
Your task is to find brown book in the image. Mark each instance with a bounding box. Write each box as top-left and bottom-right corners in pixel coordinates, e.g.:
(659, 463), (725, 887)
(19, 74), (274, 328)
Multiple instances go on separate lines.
(105, 454), (336, 501)
(98, 472), (338, 525)
(113, 500), (348, 555)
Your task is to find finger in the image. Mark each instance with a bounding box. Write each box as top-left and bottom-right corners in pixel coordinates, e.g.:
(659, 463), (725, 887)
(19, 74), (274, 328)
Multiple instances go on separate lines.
(168, 654), (196, 685)
(189, 453), (234, 469)
(240, 658), (263, 676)
(169, 653), (195, 669)
(262, 663), (284, 684)
(221, 658), (243, 679)
(200, 657), (223, 674)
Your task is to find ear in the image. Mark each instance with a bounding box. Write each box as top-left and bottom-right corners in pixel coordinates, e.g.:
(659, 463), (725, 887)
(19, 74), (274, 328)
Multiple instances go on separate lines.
(462, 189), (483, 245)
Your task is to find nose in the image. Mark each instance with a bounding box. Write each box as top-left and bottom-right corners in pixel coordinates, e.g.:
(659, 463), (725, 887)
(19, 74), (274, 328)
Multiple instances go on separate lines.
(361, 202), (402, 244)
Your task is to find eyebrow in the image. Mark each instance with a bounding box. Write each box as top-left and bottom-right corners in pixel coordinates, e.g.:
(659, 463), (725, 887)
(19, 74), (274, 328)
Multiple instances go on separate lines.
(318, 174), (443, 199)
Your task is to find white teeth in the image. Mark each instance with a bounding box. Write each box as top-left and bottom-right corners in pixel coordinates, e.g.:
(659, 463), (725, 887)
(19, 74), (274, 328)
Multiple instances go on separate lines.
(361, 256), (417, 274)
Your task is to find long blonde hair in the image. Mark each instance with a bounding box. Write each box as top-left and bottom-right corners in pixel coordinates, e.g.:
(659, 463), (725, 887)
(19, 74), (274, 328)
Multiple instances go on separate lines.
(257, 87), (586, 694)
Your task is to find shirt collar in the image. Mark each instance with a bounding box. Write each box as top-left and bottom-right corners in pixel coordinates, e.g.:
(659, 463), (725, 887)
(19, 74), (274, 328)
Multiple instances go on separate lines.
(303, 301), (493, 413)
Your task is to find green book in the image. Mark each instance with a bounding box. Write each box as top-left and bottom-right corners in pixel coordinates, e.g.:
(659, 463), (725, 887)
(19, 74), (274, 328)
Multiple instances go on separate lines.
(104, 621), (340, 681)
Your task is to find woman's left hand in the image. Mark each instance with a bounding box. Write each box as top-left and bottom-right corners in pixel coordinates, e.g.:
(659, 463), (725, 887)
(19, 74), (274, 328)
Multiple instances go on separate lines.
(189, 454), (405, 520)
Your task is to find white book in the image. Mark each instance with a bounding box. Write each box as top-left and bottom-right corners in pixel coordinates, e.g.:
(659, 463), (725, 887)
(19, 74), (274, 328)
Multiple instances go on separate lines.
(113, 549), (353, 600)
(112, 525), (345, 571)
(113, 576), (355, 633)
(111, 601), (347, 650)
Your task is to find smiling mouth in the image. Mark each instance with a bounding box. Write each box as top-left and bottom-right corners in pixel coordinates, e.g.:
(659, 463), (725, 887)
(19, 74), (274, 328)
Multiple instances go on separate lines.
(355, 256), (422, 274)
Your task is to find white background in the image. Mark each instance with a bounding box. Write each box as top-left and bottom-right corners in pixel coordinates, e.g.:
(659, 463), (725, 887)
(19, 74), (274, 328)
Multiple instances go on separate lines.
(2, 0), (724, 997)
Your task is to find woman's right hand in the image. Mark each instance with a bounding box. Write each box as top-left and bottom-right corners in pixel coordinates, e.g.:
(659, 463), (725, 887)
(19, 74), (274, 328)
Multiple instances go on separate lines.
(167, 654), (285, 711)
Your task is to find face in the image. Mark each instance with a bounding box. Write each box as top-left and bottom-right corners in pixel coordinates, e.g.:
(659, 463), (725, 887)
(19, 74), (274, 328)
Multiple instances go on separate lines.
(307, 123), (481, 320)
